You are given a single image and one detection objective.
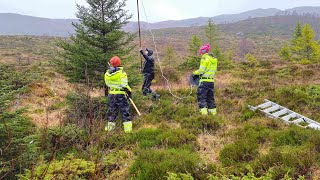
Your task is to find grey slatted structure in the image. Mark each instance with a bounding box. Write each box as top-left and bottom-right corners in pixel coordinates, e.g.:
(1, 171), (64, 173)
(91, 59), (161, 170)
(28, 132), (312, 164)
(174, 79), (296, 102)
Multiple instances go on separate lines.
(249, 99), (320, 131)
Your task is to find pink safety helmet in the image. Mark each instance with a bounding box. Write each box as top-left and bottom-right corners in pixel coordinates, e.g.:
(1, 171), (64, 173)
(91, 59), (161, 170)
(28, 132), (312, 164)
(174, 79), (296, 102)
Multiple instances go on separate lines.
(199, 44), (211, 55)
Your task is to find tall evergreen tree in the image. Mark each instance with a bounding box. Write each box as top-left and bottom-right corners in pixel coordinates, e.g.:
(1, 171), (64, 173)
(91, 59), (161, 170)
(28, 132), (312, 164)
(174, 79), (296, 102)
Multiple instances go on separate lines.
(57, 0), (134, 96)
(204, 20), (231, 69)
(205, 18), (217, 47)
(205, 18), (220, 60)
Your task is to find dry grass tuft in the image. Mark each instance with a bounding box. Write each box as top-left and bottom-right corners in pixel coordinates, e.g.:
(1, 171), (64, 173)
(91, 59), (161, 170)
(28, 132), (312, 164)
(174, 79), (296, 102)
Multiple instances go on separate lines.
(19, 73), (73, 127)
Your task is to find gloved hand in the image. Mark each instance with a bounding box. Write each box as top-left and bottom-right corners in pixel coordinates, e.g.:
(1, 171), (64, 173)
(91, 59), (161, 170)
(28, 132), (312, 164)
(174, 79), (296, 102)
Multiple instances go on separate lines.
(192, 75), (199, 81)
(124, 88), (132, 99)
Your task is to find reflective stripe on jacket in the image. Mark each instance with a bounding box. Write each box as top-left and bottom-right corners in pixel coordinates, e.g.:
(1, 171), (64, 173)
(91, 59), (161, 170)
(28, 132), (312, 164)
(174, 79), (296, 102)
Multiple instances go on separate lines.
(105, 67), (131, 95)
(193, 53), (218, 83)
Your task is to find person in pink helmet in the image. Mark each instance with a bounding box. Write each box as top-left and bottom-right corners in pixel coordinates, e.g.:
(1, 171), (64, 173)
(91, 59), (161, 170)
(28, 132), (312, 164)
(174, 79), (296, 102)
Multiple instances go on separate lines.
(193, 44), (218, 115)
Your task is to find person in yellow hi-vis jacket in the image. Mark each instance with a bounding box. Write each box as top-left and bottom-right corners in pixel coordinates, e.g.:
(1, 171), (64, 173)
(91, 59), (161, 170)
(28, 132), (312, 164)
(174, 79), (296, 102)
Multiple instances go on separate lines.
(104, 56), (132, 133)
(193, 44), (218, 115)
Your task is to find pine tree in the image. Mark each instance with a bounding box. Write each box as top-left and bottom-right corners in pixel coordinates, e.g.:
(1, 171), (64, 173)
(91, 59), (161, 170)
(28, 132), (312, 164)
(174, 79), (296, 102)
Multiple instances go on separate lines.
(188, 35), (202, 67)
(204, 18), (232, 69)
(281, 23), (320, 63)
(205, 18), (219, 59)
(0, 63), (37, 178)
(57, 0), (134, 96)
(205, 18), (216, 47)
(291, 22), (304, 60)
(212, 45), (223, 59)
(293, 22), (302, 42)
(301, 24), (320, 62)
(188, 35), (202, 57)
(279, 43), (291, 61)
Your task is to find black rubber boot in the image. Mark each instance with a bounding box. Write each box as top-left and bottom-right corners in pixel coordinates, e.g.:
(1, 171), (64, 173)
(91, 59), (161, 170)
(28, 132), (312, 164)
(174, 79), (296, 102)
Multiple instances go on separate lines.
(152, 92), (160, 101)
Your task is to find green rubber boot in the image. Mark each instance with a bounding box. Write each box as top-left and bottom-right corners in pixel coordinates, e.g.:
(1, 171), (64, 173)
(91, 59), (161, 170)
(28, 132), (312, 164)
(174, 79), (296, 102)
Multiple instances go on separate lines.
(123, 121), (133, 133)
(208, 108), (217, 116)
(105, 122), (116, 132)
(200, 108), (208, 115)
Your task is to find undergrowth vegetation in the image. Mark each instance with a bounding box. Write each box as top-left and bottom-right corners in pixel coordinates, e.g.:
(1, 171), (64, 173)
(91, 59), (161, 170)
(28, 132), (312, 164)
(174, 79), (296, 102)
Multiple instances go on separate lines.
(130, 148), (207, 179)
(1, 22), (320, 179)
(3, 59), (319, 179)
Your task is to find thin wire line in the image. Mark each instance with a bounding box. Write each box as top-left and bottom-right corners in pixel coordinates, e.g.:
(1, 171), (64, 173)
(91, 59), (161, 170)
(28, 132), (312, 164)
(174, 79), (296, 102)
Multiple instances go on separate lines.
(140, 0), (194, 100)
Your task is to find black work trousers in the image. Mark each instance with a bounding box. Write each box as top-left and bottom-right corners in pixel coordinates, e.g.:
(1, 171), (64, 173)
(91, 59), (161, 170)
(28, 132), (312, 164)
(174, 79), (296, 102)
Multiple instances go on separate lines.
(107, 94), (131, 122)
(142, 73), (154, 95)
(197, 82), (216, 109)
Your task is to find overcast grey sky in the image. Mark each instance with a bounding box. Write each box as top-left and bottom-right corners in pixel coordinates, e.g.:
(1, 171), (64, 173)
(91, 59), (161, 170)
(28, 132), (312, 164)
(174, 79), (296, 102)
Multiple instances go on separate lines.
(1, 0), (320, 22)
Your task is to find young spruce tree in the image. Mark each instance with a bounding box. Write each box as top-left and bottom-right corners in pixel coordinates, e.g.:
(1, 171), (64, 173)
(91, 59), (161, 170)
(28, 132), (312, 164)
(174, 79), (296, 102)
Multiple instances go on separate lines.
(292, 22), (302, 44)
(300, 24), (320, 62)
(205, 19), (231, 69)
(0, 64), (36, 178)
(205, 18), (216, 47)
(290, 22), (304, 61)
(185, 34), (202, 68)
(281, 23), (320, 63)
(57, 0), (134, 96)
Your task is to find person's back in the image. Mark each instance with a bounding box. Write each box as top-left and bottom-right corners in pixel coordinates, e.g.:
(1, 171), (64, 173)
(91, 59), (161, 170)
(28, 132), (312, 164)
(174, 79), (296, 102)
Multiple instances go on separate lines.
(105, 67), (128, 91)
(104, 56), (133, 133)
(200, 53), (218, 80)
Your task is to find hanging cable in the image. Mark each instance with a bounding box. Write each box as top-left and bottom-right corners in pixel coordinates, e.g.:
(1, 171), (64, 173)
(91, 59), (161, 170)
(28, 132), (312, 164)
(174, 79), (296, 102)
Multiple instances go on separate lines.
(139, 0), (194, 100)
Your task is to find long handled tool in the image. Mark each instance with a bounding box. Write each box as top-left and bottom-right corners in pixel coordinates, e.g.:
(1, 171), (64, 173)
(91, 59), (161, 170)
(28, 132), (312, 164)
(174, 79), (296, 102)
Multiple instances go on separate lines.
(127, 95), (142, 116)
(136, 0), (143, 72)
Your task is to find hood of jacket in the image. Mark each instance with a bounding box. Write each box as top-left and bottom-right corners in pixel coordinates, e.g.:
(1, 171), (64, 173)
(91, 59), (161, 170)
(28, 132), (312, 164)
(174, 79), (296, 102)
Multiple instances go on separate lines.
(146, 48), (153, 56)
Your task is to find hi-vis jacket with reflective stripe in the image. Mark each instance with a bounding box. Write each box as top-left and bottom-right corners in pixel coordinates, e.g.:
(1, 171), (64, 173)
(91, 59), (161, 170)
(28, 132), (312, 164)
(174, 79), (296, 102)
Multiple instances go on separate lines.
(105, 67), (132, 95)
(193, 53), (218, 83)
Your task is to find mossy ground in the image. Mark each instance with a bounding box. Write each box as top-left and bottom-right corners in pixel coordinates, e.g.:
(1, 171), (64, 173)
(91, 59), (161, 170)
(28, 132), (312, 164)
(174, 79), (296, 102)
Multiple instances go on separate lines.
(1, 35), (320, 179)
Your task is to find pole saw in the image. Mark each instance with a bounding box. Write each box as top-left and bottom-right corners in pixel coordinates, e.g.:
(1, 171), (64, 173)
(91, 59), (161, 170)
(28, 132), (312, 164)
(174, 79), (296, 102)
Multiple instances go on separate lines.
(126, 94), (142, 116)
(137, 0), (143, 72)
